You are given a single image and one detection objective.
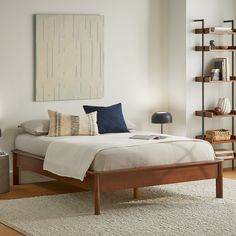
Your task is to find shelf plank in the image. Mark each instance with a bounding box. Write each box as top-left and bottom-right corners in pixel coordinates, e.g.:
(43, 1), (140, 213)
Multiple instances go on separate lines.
(195, 76), (236, 83)
(195, 110), (236, 118)
(195, 28), (236, 35)
(196, 135), (236, 144)
(195, 46), (236, 51)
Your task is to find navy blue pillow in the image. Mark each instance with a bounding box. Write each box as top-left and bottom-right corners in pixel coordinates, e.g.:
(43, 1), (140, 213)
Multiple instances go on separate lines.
(83, 103), (129, 134)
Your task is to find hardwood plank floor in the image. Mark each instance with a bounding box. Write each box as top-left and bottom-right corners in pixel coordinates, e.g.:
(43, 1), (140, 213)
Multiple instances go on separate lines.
(1, 170), (236, 236)
(223, 168), (236, 180)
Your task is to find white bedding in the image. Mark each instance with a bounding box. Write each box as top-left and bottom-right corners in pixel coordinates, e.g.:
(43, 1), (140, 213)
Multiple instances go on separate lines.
(41, 132), (215, 181)
(15, 132), (215, 181)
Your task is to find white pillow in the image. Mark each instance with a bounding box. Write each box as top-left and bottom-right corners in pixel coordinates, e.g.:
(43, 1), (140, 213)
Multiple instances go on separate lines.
(20, 120), (49, 136)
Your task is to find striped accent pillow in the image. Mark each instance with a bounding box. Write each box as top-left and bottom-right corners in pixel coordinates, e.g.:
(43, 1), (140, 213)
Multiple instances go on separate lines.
(48, 110), (98, 137)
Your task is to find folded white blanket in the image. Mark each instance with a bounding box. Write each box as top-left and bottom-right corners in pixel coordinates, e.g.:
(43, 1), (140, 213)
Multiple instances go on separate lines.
(43, 133), (212, 181)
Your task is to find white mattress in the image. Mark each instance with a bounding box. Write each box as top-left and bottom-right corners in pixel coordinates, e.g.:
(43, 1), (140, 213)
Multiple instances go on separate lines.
(15, 133), (215, 171)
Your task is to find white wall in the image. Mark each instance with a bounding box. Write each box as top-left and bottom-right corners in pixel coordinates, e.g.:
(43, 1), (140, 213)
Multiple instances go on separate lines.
(0, 0), (165, 182)
(160, 0), (187, 136)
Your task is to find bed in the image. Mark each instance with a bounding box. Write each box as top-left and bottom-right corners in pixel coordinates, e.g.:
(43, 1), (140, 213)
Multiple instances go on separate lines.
(12, 132), (223, 215)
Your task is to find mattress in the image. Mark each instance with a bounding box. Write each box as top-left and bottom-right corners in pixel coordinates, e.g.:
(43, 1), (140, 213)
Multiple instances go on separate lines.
(15, 133), (215, 171)
(15, 134), (65, 158)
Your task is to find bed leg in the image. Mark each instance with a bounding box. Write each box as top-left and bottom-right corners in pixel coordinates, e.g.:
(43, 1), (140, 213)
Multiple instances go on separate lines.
(94, 174), (101, 215)
(133, 188), (139, 199)
(13, 152), (20, 185)
(216, 161), (223, 198)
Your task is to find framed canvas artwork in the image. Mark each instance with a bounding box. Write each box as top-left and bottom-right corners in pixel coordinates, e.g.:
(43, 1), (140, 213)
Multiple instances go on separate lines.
(35, 14), (104, 101)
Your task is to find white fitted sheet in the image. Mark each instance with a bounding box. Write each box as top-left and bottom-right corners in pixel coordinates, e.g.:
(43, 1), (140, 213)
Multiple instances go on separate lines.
(15, 133), (215, 172)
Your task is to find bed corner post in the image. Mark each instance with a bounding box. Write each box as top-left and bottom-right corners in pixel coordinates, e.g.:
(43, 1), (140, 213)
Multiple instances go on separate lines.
(216, 161), (223, 198)
(12, 151), (20, 185)
(94, 174), (101, 215)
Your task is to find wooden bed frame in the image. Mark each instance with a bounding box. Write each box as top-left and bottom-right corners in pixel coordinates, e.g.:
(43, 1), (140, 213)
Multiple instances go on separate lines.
(12, 149), (223, 215)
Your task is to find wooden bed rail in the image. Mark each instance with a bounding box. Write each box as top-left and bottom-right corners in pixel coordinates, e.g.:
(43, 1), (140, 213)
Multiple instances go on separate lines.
(12, 149), (223, 215)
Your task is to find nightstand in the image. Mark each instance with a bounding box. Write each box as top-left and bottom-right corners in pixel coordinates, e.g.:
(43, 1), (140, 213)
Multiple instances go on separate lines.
(0, 152), (10, 193)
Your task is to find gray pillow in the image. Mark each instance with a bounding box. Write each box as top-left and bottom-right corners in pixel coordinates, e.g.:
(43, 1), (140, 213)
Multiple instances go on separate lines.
(20, 120), (49, 135)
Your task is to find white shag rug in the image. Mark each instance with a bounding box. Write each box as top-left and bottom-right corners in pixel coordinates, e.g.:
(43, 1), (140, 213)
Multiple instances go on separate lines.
(0, 179), (236, 236)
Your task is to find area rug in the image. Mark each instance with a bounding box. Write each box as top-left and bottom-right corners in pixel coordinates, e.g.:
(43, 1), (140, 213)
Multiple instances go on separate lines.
(0, 179), (236, 236)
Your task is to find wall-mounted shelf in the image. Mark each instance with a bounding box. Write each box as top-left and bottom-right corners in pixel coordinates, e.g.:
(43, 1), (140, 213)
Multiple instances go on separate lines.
(195, 27), (236, 35)
(195, 110), (236, 118)
(195, 76), (236, 82)
(195, 46), (236, 51)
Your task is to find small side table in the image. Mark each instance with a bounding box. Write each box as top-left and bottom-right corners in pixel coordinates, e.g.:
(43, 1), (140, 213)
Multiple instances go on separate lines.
(0, 152), (10, 193)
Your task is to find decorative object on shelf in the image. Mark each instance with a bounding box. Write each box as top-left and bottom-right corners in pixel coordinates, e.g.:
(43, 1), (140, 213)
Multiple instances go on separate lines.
(206, 129), (231, 142)
(211, 68), (220, 81)
(0, 152), (10, 193)
(214, 107), (224, 115)
(217, 97), (231, 114)
(152, 112), (172, 134)
(209, 40), (215, 48)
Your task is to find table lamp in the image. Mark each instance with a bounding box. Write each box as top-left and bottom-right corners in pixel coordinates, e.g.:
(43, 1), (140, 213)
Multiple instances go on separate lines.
(152, 112), (172, 134)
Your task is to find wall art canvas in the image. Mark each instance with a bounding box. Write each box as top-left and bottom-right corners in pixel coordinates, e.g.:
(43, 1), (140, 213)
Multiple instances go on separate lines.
(35, 14), (104, 101)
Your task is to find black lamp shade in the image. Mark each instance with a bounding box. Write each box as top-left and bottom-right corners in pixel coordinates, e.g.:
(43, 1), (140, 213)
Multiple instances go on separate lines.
(152, 112), (172, 124)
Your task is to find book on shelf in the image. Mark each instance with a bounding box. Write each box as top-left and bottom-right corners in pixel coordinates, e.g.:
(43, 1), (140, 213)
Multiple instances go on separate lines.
(214, 149), (234, 159)
(211, 27), (232, 33)
(215, 155), (234, 160)
(214, 58), (230, 80)
(214, 148), (234, 154)
(226, 57), (230, 80)
(129, 135), (167, 140)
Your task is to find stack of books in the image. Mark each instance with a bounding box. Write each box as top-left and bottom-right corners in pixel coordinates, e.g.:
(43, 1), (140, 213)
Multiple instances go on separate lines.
(214, 58), (230, 81)
(214, 149), (234, 160)
(211, 27), (233, 33)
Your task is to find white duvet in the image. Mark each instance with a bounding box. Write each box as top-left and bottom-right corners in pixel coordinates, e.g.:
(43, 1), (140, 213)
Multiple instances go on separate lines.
(43, 132), (215, 181)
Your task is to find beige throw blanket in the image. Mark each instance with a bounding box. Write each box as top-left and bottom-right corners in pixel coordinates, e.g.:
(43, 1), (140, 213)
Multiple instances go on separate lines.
(43, 133), (213, 181)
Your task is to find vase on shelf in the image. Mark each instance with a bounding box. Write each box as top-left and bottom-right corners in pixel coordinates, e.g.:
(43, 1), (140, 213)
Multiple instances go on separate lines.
(217, 98), (231, 114)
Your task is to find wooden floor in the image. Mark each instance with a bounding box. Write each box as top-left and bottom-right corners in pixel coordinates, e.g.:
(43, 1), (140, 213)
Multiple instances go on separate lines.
(0, 169), (236, 236)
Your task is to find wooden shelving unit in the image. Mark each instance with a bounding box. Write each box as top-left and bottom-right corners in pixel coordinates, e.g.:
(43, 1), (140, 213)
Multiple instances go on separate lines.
(194, 19), (236, 169)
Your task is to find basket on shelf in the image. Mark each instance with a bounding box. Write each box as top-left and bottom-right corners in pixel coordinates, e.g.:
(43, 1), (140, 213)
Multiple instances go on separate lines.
(206, 129), (231, 141)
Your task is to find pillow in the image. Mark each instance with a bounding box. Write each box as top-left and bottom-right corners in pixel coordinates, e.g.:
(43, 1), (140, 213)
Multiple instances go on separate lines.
(20, 120), (49, 135)
(83, 103), (129, 134)
(48, 110), (98, 137)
